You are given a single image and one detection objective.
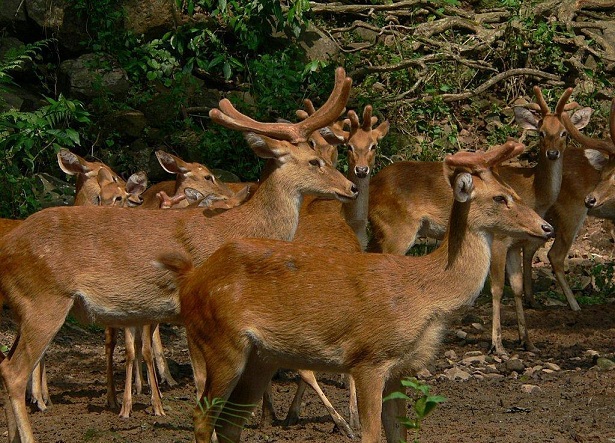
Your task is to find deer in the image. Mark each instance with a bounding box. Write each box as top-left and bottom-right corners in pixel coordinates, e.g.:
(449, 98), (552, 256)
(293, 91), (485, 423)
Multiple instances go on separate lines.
(274, 101), (388, 433)
(157, 140), (554, 443)
(518, 97), (615, 312)
(368, 86), (591, 355)
(0, 67), (357, 443)
(138, 150), (237, 209)
(21, 150), (139, 412)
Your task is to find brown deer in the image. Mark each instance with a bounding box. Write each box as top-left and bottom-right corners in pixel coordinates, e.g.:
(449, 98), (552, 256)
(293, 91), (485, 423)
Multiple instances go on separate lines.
(138, 150), (236, 209)
(23, 151), (136, 412)
(158, 140), (553, 443)
(0, 67), (356, 443)
(368, 87), (590, 354)
(519, 97), (615, 312)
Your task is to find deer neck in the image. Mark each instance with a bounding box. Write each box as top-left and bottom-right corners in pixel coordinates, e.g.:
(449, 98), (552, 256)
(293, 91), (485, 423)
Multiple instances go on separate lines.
(532, 153), (564, 216)
(418, 200), (492, 312)
(229, 166), (304, 241)
(342, 171), (370, 248)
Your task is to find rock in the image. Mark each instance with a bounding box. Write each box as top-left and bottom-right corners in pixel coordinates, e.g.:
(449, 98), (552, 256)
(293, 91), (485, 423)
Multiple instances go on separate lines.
(471, 322), (484, 332)
(521, 384), (541, 394)
(505, 358), (525, 373)
(462, 354), (486, 366)
(544, 362), (561, 371)
(103, 110), (147, 138)
(60, 54), (130, 100)
(443, 367), (472, 381)
(416, 368), (432, 380)
(123, 0), (175, 38)
(444, 350), (458, 360)
(595, 357), (615, 371)
(456, 330), (468, 340)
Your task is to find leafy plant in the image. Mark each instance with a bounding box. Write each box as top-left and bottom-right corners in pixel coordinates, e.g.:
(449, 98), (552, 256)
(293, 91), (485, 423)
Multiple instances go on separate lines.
(383, 377), (447, 443)
(0, 94), (92, 218)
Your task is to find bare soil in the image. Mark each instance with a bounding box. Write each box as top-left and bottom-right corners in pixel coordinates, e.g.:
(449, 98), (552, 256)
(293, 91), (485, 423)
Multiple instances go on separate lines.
(1, 220), (614, 443)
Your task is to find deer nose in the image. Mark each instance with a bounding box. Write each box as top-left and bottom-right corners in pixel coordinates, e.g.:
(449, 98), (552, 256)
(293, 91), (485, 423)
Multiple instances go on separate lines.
(585, 195), (597, 209)
(354, 166), (369, 178)
(542, 223), (555, 238)
(546, 150), (560, 160)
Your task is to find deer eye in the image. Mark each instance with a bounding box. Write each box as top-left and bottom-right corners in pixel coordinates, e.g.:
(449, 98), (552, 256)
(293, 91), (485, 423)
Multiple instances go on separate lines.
(309, 159), (321, 167)
(539, 131), (546, 138)
(493, 195), (507, 204)
(560, 130), (567, 138)
(309, 139), (317, 150)
(369, 144), (377, 151)
(348, 145), (355, 152)
(204, 175), (214, 181)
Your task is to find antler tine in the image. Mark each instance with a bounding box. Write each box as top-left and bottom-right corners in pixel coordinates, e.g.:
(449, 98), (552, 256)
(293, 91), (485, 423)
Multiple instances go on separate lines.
(533, 86), (551, 115)
(361, 105), (373, 131)
(303, 98), (317, 115)
(210, 67), (351, 143)
(347, 110), (360, 138)
(554, 87), (574, 116)
(524, 103), (543, 111)
(561, 109), (615, 154)
(296, 110), (309, 120)
(563, 101), (579, 111)
(445, 140), (524, 171)
(295, 67), (352, 141)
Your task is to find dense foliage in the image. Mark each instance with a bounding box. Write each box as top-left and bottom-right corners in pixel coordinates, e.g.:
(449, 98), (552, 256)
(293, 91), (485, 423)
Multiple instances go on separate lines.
(0, 0), (613, 218)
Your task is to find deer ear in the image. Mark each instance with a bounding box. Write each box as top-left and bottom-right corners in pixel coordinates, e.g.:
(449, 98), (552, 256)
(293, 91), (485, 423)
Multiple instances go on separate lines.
(156, 151), (189, 174)
(244, 133), (291, 162)
(58, 149), (89, 175)
(184, 187), (205, 204)
(453, 172), (474, 203)
(584, 149), (609, 171)
(375, 121), (390, 140)
(569, 107), (592, 130)
(514, 107), (540, 131)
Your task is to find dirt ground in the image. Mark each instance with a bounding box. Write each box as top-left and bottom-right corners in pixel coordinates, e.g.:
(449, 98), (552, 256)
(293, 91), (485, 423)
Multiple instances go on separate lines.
(0, 220), (614, 443)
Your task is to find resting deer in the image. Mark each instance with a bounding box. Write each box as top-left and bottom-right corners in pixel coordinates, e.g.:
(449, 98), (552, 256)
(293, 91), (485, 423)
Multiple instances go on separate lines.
(0, 67), (356, 443)
(158, 140), (553, 443)
(139, 150), (237, 209)
(368, 87), (590, 354)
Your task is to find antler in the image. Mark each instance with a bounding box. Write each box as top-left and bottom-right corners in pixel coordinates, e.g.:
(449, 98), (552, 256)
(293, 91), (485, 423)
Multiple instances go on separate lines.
(525, 86), (578, 116)
(445, 140), (525, 172)
(210, 67), (352, 143)
(561, 98), (615, 154)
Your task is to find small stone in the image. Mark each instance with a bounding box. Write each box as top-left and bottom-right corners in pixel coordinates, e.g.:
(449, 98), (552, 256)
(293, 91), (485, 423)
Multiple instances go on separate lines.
(464, 351), (484, 358)
(471, 323), (484, 332)
(505, 358), (525, 373)
(544, 362), (561, 371)
(456, 330), (468, 340)
(521, 384), (541, 394)
(443, 367), (472, 381)
(542, 369), (555, 374)
(482, 373), (505, 380)
(462, 355), (486, 366)
(444, 350), (458, 360)
(416, 368), (432, 380)
(585, 350), (600, 358)
(595, 357), (615, 371)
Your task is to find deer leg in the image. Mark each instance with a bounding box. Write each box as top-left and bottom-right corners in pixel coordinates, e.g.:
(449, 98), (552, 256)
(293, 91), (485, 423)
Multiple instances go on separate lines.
(507, 246), (538, 352)
(382, 375), (407, 443)
(379, 221), (421, 255)
(284, 377), (307, 426)
(105, 327), (119, 409)
(152, 323), (177, 387)
(260, 381), (277, 426)
(548, 211), (584, 312)
(353, 368), (386, 443)
(489, 239), (509, 356)
(522, 242), (541, 309)
(133, 328), (144, 396)
(119, 327), (137, 418)
(0, 298), (74, 443)
(142, 324), (165, 416)
(347, 374), (360, 432)
(289, 370), (355, 438)
(214, 354), (277, 443)
(27, 359), (48, 411)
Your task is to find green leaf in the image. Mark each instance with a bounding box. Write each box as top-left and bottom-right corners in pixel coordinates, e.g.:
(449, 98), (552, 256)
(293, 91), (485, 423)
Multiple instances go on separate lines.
(383, 391), (411, 402)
